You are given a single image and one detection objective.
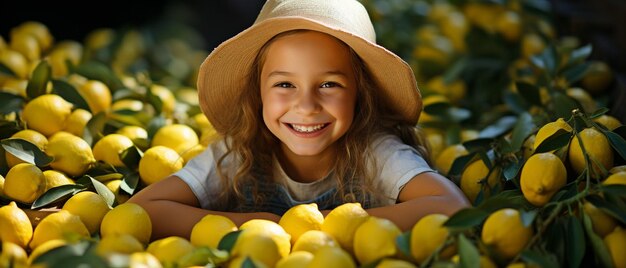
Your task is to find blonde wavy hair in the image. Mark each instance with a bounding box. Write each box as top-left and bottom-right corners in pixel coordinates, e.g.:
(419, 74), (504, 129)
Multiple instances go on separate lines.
(213, 30), (430, 210)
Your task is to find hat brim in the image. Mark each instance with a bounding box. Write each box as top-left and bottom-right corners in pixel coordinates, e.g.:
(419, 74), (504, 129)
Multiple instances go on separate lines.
(198, 17), (422, 134)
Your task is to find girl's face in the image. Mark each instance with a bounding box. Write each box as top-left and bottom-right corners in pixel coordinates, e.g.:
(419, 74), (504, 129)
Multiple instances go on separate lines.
(260, 31), (357, 158)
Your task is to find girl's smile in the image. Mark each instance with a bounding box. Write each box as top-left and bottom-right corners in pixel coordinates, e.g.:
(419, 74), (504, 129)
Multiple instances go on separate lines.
(260, 30), (357, 171)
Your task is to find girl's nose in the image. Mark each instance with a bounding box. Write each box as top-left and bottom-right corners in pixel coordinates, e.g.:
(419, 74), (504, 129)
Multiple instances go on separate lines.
(294, 89), (321, 114)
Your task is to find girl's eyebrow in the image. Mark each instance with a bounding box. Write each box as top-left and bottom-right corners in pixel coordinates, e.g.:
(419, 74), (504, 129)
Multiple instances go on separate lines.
(267, 70), (348, 77)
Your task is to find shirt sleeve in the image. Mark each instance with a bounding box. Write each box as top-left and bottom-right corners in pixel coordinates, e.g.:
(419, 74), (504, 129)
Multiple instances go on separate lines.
(172, 140), (229, 209)
(373, 135), (435, 205)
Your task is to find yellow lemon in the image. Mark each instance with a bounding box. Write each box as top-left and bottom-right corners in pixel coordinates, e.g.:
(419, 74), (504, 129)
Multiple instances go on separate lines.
(84, 28), (114, 52)
(0, 202), (33, 248)
(353, 216), (401, 265)
(96, 233), (144, 257)
(29, 210), (90, 250)
(496, 11), (521, 42)
(200, 128), (221, 146)
(292, 230), (339, 254)
(0, 49), (29, 79)
(276, 251), (313, 268)
(240, 219), (291, 258)
(77, 80), (112, 115)
(481, 208), (533, 260)
(604, 171), (626, 185)
(93, 134), (135, 167)
(192, 113), (212, 130)
(43, 170), (75, 191)
(321, 202), (369, 253)
(152, 124), (199, 155)
(452, 254), (497, 268)
(279, 203), (324, 244)
(111, 99), (145, 112)
(583, 202), (617, 238)
(22, 94), (73, 137)
(566, 87), (596, 114)
(410, 214), (455, 264)
(105, 179), (130, 204)
(48, 41), (83, 78)
(190, 214), (237, 248)
(533, 118), (572, 151)
(425, 76), (467, 104)
(62, 109), (92, 137)
(435, 144), (468, 175)
(10, 21), (53, 52)
(1, 77), (28, 97)
(460, 160), (500, 203)
(128, 251), (163, 268)
(594, 115), (622, 131)
(62, 191), (111, 234)
(46, 132), (96, 177)
(10, 31), (40, 61)
(0, 241), (28, 267)
(232, 232), (281, 268)
(520, 153), (567, 207)
(147, 236), (195, 265)
(0, 175), (4, 197)
(569, 127), (613, 179)
(582, 61), (613, 95)
(376, 258), (417, 268)
(138, 146), (184, 185)
(4, 163), (46, 204)
(521, 33), (546, 59)
(181, 144), (206, 164)
(175, 87), (200, 106)
(150, 84), (177, 115)
(100, 203), (152, 245)
(5, 129), (48, 168)
(604, 227), (626, 268)
(426, 132), (445, 160)
(307, 246), (356, 268)
(27, 239), (66, 265)
(116, 125), (149, 150)
(522, 134), (536, 160)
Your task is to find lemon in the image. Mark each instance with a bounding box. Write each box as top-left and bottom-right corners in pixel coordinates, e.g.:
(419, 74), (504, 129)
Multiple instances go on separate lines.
(84, 28), (114, 52)
(0, 241), (28, 267)
(105, 179), (130, 204)
(0, 49), (29, 79)
(460, 160), (500, 203)
(190, 214), (238, 248)
(150, 84), (177, 115)
(147, 236), (195, 265)
(231, 231), (281, 267)
(522, 134), (536, 160)
(11, 21), (53, 52)
(116, 125), (149, 149)
(46, 132), (96, 177)
(77, 80), (112, 114)
(461, 129), (479, 142)
(27, 239), (66, 265)
(321, 202), (369, 253)
(440, 11), (469, 52)
(200, 128), (221, 146)
(152, 124), (199, 155)
(569, 127), (613, 179)
(181, 144), (206, 164)
(452, 255), (497, 268)
(48, 41), (83, 78)
(1, 77), (28, 97)
(0, 175), (4, 197)
(292, 230), (339, 253)
(376, 258), (417, 268)
(279, 203), (324, 244)
(93, 134), (135, 167)
(603, 171), (626, 185)
(5, 129), (48, 168)
(43, 170), (75, 192)
(192, 113), (212, 130)
(100, 203), (152, 245)
(29, 210), (90, 250)
(96, 233), (144, 257)
(594, 115), (622, 131)
(240, 219), (291, 258)
(10, 31), (40, 62)
(276, 251), (313, 268)
(426, 132), (445, 160)
(353, 216), (401, 265)
(495, 11), (521, 42)
(307, 246), (356, 268)
(128, 251), (163, 268)
(425, 76), (467, 104)
(138, 146), (184, 185)
(111, 99), (145, 112)
(435, 144), (468, 175)
(583, 202), (617, 238)
(604, 227), (626, 268)
(62, 109), (92, 137)
(4, 163), (46, 204)
(521, 33), (546, 59)
(566, 87), (596, 114)
(62, 191), (111, 234)
(481, 208), (533, 260)
(582, 61), (613, 95)
(0, 202), (33, 248)
(520, 153), (567, 207)
(22, 94), (73, 137)
(533, 118), (573, 151)
(410, 214), (455, 263)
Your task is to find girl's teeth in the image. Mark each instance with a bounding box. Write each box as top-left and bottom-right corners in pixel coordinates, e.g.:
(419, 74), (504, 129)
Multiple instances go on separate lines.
(291, 124), (325, 133)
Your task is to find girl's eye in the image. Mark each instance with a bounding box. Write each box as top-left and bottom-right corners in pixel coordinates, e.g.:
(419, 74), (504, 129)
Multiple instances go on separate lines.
(275, 82), (294, 88)
(320, 82), (340, 88)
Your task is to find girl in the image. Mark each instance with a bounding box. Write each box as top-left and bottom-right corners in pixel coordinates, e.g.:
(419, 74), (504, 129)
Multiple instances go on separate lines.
(129, 0), (469, 240)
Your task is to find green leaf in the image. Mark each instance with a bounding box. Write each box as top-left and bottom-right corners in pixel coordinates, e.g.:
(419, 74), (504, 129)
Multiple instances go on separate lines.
(604, 131), (626, 162)
(146, 115), (167, 140)
(520, 249), (559, 268)
(520, 210), (537, 227)
(534, 129), (572, 154)
(242, 257), (257, 268)
(395, 231), (412, 259)
(443, 207), (489, 230)
(443, 57), (468, 83)
(565, 216), (585, 268)
(31, 184), (86, 209)
(553, 92), (581, 120)
(568, 44), (592, 64)
(424, 101), (452, 115)
(120, 172), (140, 196)
(502, 90), (529, 114)
(477, 190), (527, 212)
(120, 146), (143, 170)
(146, 87), (163, 115)
(89, 176), (115, 208)
(503, 158), (523, 182)
(26, 61), (51, 99)
(177, 246), (229, 268)
(0, 62), (16, 76)
(457, 233), (480, 268)
(478, 116), (517, 139)
(563, 61), (591, 84)
(1, 138), (53, 166)
(600, 184), (626, 197)
(586, 195), (626, 224)
(218, 230), (242, 253)
(582, 213), (614, 268)
(516, 82), (542, 106)
(0, 92), (25, 115)
(448, 152), (478, 177)
(74, 61), (124, 91)
(589, 107), (609, 119)
(85, 112), (107, 146)
(508, 113), (535, 152)
(51, 79), (90, 111)
(462, 138), (494, 152)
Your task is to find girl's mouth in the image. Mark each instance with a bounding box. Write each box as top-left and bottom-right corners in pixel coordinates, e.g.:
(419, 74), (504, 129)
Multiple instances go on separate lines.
(287, 123), (330, 133)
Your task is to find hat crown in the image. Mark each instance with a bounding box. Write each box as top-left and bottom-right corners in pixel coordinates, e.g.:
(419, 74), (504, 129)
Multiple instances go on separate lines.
(255, 0), (376, 42)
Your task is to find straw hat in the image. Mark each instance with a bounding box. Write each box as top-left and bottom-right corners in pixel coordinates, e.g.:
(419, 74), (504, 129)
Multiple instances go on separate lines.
(198, 0), (422, 134)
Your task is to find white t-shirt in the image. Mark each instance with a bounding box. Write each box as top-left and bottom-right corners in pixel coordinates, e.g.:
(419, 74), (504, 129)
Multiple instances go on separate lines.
(174, 134), (434, 210)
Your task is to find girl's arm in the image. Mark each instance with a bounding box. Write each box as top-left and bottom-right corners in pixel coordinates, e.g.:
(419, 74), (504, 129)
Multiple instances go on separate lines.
(127, 176), (281, 240)
(365, 172), (470, 231)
